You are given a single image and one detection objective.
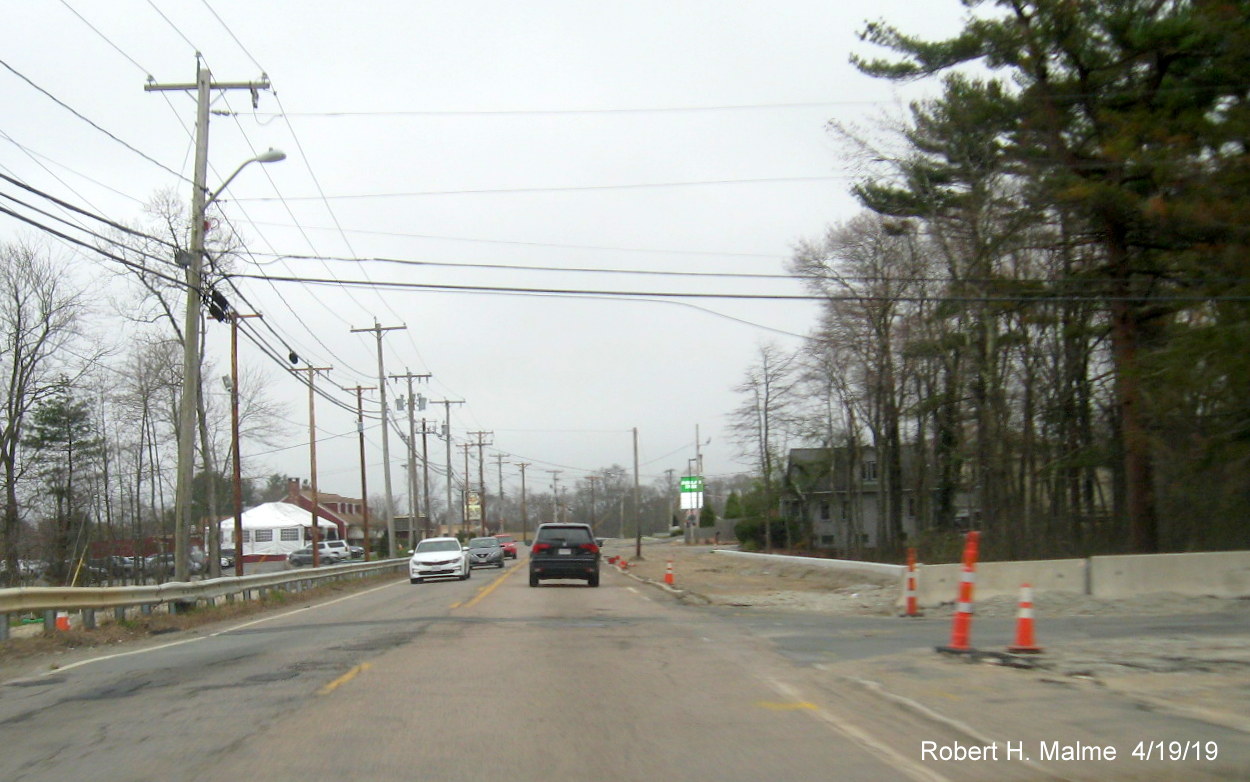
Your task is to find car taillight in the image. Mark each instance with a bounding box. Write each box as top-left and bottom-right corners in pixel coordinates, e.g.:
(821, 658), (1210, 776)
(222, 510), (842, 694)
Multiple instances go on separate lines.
(532, 542), (552, 553)
(582, 543), (599, 554)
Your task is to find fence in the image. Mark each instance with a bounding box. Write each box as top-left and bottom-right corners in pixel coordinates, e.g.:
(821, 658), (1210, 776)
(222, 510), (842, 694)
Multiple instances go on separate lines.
(0, 558), (408, 641)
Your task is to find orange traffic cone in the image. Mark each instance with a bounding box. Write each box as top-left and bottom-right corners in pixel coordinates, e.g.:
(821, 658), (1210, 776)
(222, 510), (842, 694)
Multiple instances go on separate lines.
(55, 611), (70, 631)
(664, 560), (674, 585)
(937, 531), (979, 654)
(1007, 583), (1042, 653)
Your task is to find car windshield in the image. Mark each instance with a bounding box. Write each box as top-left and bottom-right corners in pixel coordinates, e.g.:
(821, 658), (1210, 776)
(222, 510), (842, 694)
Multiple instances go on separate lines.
(468, 538), (499, 548)
(415, 540), (461, 553)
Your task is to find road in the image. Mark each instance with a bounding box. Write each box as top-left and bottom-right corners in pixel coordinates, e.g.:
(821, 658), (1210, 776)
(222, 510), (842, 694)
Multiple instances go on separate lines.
(2, 557), (1247, 781)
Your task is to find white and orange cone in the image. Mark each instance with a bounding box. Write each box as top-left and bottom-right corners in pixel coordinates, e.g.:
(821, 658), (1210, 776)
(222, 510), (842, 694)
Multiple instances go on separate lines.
(1007, 583), (1042, 653)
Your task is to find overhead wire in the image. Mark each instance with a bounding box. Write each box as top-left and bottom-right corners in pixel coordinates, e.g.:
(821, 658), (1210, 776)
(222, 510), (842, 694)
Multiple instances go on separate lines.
(0, 56), (192, 185)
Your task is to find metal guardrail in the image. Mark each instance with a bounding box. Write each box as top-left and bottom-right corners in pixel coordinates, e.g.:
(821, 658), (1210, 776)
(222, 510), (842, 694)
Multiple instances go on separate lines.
(0, 558), (409, 640)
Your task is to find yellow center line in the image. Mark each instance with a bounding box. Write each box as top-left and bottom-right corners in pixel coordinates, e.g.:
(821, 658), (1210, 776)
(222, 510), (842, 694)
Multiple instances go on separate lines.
(317, 662), (371, 696)
(457, 564), (520, 610)
(756, 701), (818, 711)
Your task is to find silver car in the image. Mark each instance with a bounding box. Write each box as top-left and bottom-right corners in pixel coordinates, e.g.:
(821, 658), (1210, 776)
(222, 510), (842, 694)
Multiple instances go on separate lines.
(466, 537), (505, 569)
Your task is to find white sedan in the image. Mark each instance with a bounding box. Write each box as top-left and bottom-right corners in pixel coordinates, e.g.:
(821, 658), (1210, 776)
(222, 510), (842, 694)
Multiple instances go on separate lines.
(409, 537), (471, 583)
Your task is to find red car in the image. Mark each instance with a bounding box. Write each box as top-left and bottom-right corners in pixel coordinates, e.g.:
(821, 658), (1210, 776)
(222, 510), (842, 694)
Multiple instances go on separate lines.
(494, 534), (518, 559)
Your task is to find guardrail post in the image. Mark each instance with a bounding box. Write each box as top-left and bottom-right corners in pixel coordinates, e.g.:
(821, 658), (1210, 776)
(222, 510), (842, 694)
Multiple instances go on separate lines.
(1, 613), (9, 641)
(115, 606), (126, 622)
(83, 609), (96, 630)
(42, 609), (55, 633)
(141, 604), (152, 616)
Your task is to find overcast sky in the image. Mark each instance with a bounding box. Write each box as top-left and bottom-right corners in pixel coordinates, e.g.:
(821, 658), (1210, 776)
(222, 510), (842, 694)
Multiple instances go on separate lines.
(2, 1), (966, 515)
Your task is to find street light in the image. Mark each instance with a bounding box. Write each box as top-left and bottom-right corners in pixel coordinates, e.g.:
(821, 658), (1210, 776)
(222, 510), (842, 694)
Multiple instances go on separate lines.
(173, 147), (285, 583)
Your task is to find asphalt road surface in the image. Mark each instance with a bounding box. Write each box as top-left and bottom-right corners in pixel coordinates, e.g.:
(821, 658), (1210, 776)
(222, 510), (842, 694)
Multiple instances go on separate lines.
(2, 559), (1247, 781)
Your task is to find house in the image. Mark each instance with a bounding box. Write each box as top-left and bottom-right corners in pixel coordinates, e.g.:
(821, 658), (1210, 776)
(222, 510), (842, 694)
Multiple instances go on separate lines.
(281, 478), (382, 551)
(781, 446), (974, 554)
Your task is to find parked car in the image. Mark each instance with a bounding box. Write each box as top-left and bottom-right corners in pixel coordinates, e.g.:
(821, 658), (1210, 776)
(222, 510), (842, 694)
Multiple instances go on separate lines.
(408, 537), (471, 583)
(220, 548), (236, 569)
(288, 541), (348, 567)
(467, 536), (505, 569)
(528, 522), (600, 587)
(319, 539), (354, 561)
(144, 552), (203, 578)
(494, 534), (518, 559)
(349, 544), (365, 559)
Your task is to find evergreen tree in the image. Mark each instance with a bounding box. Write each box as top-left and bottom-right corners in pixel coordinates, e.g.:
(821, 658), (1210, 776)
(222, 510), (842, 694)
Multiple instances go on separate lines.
(23, 385), (103, 584)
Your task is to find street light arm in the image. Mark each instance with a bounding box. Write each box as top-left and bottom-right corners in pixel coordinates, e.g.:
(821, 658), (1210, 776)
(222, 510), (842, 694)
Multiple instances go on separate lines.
(204, 148), (286, 208)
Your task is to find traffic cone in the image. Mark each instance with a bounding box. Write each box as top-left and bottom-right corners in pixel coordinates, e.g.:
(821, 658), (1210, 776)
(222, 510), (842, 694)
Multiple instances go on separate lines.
(901, 547), (922, 617)
(55, 611), (70, 631)
(1007, 583), (1042, 653)
(937, 531), (979, 654)
(664, 560), (674, 585)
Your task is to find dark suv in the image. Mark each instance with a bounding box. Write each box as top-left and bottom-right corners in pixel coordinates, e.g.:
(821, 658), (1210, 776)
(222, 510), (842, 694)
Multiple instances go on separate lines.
(528, 522), (600, 587)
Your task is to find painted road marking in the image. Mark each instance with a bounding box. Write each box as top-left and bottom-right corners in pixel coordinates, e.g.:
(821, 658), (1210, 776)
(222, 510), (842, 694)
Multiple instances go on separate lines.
(457, 565), (519, 610)
(756, 701), (817, 711)
(318, 662), (372, 696)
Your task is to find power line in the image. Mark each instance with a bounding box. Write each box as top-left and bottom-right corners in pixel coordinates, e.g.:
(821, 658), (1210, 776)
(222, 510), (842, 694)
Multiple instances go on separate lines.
(227, 271), (1250, 303)
(232, 175), (848, 201)
(0, 56), (191, 184)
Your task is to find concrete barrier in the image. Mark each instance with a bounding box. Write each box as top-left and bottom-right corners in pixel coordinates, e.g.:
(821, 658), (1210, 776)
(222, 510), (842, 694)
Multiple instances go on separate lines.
(1090, 551), (1250, 600)
(914, 558), (1087, 608)
(713, 549), (905, 580)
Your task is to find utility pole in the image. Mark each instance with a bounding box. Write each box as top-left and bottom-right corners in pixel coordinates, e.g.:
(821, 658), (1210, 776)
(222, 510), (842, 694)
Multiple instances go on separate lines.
(351, 320), (406, 557)
(664, 468), (676, 542)
(492, 453), (507, 532)
(228, 311), (260, 577)
(293, 365), (332, 566)
(420, 419), (434, 536)
(344, 385), (376, 561)
(459, 443), (473, 536)
(515, 462), (531, 543)
(391, 370), (430, 549)
(547, 470), (563, 523)
(585, 475), (601, 534)
(429, 400), (464, 535)
(634, 427), (642, 559)
(148, 57), (270, 583)
(468, 431), (493, 535)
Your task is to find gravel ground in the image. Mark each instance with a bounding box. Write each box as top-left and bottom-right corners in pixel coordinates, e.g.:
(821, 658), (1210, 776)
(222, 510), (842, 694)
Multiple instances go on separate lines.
(606, 540), (1250, 729)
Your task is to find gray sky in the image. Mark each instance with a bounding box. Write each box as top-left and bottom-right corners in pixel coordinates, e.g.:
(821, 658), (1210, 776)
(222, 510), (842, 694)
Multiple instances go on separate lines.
(2, 1), (964, 510)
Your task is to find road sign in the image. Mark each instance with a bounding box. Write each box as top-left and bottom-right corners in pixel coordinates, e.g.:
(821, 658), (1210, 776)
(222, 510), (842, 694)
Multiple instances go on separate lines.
(679, 476), (703, 510)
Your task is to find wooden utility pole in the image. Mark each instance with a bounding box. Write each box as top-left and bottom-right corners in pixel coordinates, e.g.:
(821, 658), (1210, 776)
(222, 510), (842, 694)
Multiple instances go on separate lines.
(420, 419), (434, 536)
(228, 311), (260, 577)
(429, 400), (464, 534)
(547, 470), (563, 523)
(468, 431), (493, 535)
(492, 453), (507, 532)
(390, 370), (431, 547)
(292, 365), (332, 566)
(585, 475), (601, 534)
(343, 385), (376, 561)
(633, 427), (642, 559)
(351, 320), (406, 557)
(148, 58), (271, 583)
(514, 462), (531, 543)
(459, 443), (473, 536)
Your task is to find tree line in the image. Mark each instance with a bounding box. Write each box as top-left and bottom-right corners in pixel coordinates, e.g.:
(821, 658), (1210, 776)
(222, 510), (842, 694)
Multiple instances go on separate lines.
(732, 1), (1249, 561)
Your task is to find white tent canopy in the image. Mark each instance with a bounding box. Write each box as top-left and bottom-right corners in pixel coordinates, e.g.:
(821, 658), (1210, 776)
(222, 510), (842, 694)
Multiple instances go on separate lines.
(219, 502), (338, 560)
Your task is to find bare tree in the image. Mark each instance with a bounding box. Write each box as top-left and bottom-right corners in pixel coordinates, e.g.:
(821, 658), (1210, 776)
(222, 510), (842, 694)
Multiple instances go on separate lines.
(0, 241), (91, 584)
(729, 343), (797, 551)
